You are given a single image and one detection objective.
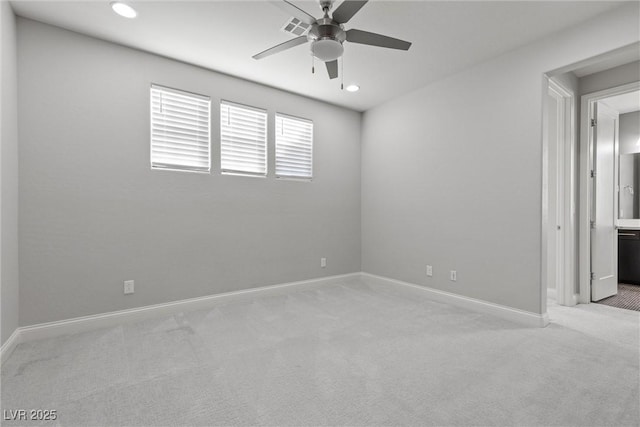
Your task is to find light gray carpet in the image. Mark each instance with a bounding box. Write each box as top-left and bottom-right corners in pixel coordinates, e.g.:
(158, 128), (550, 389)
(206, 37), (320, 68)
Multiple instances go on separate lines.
(2, 278), (639, 426)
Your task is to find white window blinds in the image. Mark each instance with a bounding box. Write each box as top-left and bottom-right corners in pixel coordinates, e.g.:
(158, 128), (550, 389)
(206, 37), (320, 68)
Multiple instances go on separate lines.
(150, 85), (211, 173)
(220, 101), (267, 176)
(275, 114), (313, 179)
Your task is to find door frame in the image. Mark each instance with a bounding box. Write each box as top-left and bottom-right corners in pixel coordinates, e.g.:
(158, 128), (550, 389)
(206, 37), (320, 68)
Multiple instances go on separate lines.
(578, 81), (640, 303)
(544, 78), (577, 306)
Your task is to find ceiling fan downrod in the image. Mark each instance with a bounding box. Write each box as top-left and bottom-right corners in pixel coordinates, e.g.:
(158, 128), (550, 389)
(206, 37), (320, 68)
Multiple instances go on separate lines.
(319, 0), (333, 15)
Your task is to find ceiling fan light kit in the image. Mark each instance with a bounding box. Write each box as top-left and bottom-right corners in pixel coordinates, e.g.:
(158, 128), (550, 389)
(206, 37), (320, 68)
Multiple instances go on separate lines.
(253, 0), (412, 82)
(311, 39), (344, 62)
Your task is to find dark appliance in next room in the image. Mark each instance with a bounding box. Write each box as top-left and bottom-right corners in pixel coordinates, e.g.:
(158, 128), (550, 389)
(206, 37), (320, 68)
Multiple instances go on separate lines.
(619, 229), (640, 285)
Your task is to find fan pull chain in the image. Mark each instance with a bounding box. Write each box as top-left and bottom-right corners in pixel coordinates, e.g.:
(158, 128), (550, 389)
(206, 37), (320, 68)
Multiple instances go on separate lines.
(311, 55), (315, 74)
(340, 56), (344, 90)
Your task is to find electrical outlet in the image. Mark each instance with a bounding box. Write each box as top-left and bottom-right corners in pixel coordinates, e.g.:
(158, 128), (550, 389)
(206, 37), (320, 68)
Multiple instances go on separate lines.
(321, 257), (327, 268)
(124, 280), (135, 295)
(426, 265), (433, 277)
(450, 270), (457, 282)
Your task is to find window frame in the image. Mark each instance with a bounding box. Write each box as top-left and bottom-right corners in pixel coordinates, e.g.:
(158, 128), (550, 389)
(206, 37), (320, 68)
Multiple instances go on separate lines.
(220, 100), (268, 178)
(149, 84), (211, 174)
(275, 112), (314, 181)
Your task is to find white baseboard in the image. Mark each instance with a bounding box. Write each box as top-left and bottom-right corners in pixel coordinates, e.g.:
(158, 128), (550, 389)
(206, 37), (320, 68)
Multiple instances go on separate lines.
(0, 328), (21, 365)
(17, 273), (361, 345)
(546, 287), (580, 307)
(3, 270), (549, 364)
(361, 272), (549, 328)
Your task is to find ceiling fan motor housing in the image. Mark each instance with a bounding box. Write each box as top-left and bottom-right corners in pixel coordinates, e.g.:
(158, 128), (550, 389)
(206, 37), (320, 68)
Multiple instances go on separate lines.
(308, 17), (346, 62)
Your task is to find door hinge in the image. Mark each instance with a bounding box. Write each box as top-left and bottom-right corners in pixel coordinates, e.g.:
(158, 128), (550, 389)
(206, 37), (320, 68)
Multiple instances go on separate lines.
(590, 272), (595, 281)
(591, 118), (597, 127)
(590, 170), (596, 178)
(590, 220), (596, 229)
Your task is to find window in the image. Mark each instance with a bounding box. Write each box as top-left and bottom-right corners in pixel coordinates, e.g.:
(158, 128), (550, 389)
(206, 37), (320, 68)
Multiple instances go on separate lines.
(220, 101), (267, 176)
(150, 85), (211, 173)
(275, 114), (313, 179)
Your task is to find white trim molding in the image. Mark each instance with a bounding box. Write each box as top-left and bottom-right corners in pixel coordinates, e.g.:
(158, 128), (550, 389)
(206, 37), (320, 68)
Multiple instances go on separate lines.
(361, 273), (550, 328)
(3, 270), (551, 365)
(16, 273), (360, 346)
(543, 77), (578, 310)
(0, 328), (21, 365)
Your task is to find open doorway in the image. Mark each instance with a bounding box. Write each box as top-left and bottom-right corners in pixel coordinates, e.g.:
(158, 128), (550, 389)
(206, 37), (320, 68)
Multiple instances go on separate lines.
(582, 85), (640, 311)
(543, 43), (640, 313)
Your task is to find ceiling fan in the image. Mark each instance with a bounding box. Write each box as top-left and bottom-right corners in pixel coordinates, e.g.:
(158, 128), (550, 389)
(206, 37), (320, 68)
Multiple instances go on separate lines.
(253, 0), (412, 80)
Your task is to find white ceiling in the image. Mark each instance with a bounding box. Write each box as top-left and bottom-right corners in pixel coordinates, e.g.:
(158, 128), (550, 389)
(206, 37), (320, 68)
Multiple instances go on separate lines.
(601, 90), (640, 114)
(10, 0), (628, 111)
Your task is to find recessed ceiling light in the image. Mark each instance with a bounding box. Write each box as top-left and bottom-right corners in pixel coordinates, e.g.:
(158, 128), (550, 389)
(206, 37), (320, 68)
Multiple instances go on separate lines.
(346, 84), (360, 92)
(110, 1), (137, 19)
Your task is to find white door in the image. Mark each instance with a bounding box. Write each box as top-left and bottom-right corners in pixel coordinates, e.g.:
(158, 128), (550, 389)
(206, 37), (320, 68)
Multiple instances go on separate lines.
(591, 102), (619, 301)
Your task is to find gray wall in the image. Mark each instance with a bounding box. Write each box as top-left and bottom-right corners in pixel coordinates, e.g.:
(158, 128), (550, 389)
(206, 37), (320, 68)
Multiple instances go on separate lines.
(1, 1), (20, 346)
(620, 111), (640, 155)
(18, 19), (362, 326)
(361, 3), (639, 314)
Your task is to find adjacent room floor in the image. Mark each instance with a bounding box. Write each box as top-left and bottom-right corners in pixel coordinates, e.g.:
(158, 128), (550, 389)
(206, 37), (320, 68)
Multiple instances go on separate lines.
(2, 279), (639, 426)
(595, 283), (640, 312)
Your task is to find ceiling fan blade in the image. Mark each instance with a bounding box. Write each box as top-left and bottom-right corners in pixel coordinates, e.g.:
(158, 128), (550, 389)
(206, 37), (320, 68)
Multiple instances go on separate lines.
(253, 36), (308, 60)
(325, 60), (338, 79)
(332, 0), (368, 24)
(270, 0), (316, 25)
(346, 29), (412, 50)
